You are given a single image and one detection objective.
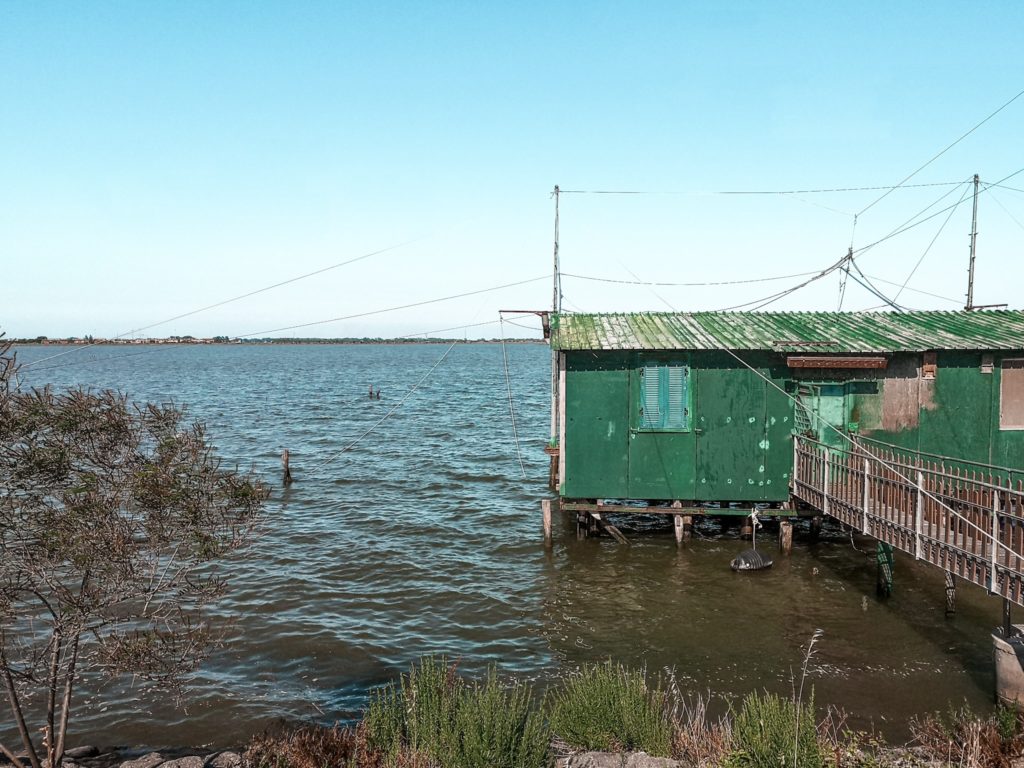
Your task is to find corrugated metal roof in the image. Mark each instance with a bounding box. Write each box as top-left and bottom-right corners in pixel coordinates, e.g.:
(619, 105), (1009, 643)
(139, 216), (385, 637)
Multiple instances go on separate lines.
(550, 310), (1024, 352)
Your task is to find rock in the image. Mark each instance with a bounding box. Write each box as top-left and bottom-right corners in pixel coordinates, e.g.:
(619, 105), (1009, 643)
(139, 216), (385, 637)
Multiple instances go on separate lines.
(158, 758), (204, 768)
(119, 753), (165, 768)
(558, 752), (684, 768)
(203, 753), (241, 768)
(65, 748), (100, 760)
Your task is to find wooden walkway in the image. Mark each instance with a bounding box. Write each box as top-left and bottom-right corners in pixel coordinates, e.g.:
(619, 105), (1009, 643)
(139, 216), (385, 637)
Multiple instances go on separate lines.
(792, 436), (1024, 607)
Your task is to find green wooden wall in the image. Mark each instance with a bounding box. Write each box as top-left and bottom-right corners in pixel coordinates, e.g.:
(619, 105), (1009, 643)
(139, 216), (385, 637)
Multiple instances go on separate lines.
(562, 350), (794, 502)
(562, 349), (1024, 502)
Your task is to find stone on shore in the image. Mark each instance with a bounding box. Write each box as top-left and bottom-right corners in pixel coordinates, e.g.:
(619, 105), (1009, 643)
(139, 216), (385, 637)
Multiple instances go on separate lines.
(159, 757), (204, 768)
(558, 752), (688, 768)
(64, 748), (99, 761)
(118, 753), (165, 768)
(203, 753), (241, 768)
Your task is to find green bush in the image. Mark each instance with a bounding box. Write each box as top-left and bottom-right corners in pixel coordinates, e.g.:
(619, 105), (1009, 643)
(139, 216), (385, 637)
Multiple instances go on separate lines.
(453, 669), (550, 768)
(362, 656), (550, 768)
(547, 660), (672, 756)
(729, 690), (822, 768)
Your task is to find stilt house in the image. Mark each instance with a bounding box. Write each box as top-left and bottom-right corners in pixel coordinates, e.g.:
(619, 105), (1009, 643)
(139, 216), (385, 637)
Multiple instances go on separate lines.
(549, 310), (1024, 513)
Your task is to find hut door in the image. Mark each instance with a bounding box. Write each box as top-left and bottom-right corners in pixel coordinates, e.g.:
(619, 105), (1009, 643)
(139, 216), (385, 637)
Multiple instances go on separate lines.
(794, 383), (847, 448)
(694, 365), (768, 501)
(627, 359), (696, 499)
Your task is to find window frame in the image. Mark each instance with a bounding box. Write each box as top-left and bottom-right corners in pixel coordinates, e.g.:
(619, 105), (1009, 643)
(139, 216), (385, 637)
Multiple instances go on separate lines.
(637, 360), (692, 432)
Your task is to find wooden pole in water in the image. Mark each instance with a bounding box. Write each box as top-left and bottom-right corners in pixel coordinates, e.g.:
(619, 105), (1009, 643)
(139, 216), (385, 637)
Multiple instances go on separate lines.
(541, 499), (552, 545)
(281, 449), (293, 485)
(779, 520), (793, 554)
(945, 572), (957, 616)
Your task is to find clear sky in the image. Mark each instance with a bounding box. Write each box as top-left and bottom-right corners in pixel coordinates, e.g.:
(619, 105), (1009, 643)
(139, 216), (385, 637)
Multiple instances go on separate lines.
(3, 1), (1023, 340)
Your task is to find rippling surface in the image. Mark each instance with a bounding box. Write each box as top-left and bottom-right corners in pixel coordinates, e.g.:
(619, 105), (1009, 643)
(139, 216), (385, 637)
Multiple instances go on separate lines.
(7, 343), (1004, 746)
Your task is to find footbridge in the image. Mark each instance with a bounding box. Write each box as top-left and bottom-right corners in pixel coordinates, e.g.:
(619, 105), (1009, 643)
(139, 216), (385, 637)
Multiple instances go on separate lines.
(792, 434), (1024, 607)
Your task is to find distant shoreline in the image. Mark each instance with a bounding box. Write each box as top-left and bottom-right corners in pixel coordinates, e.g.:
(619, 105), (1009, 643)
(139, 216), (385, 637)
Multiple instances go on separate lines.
(11, 337), (544, 346)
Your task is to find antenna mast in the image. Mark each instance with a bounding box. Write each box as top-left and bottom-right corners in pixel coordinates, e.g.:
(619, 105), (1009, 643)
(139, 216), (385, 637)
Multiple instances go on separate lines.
(552, 185), (561, 313)
(965, 173), (979, 310)
(549, 184), (561, 445)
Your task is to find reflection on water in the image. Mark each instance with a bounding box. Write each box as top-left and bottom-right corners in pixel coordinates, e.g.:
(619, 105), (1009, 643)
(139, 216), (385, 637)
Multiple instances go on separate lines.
(6, 343), (1003, 747)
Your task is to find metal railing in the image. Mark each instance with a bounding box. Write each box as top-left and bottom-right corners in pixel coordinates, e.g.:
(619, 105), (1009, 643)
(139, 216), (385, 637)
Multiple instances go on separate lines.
(792, 435), (1024, 606)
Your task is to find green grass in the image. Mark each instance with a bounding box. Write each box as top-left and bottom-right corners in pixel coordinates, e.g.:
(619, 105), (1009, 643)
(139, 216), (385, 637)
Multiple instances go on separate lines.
(547, 660), (673, 757)
(728, 690), (822, 768)
(363, 656), (550, 768)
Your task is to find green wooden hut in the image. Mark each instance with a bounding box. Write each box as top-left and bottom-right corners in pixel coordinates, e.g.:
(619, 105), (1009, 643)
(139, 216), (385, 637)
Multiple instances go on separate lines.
(548, 310), (1024, 512)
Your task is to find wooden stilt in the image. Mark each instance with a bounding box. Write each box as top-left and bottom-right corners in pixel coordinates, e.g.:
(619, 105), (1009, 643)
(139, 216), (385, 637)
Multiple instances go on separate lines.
(809, 515), (822, 541)
(674, 514), (684, 546)
(281, 449), (293, 485)
(778, 520), (793, 554)
(541, 499), (552, 545)
(1004, 598), (1013, 638)
(877, 542), (894, 598)
(945, 571), (956, 616)
(740, 519), (753, 540)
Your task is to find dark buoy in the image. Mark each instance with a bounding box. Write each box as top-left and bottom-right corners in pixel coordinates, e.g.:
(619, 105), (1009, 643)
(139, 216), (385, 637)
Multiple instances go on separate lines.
(281, 449), (293, 486)
(731, 548), (774, 571)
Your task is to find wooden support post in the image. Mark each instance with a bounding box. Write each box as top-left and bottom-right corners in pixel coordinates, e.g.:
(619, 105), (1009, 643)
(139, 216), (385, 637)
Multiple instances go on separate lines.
(778, 520), (793, 554)
(673, 514), (693, 546)
(541, 499), (552, 544)
(991, 491), (1001, 595)
(914, 470), (924, 561)
(944, 572), (956, 617)
(576, 511), (587, 540)
(877, 542), (894, 598)
(809, 515), (822, 541)
(822, 447), (831, 517)
(1004, 598), (1013, 638)
(547, 454), (558, 490)
(862, 458), (870, 535)
(281, 449), (293, 485)
(740, 518), (754, 540)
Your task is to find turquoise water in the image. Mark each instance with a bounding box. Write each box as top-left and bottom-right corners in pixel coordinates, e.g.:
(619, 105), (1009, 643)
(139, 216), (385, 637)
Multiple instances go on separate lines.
(6, 343), (1004, 747)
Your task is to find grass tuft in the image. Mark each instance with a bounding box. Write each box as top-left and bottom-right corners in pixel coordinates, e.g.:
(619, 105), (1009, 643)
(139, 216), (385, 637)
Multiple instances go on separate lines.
(728, 690), (823, 768)
(547, 660), (673, 756)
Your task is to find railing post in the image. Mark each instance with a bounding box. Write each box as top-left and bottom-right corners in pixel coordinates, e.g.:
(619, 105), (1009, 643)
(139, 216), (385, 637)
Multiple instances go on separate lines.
(915, 470), (923, 560)
(792, 435), (799, 491)
(862, 458), (870, 535)
(822, 447), (831, 517)
(991, 490), (1001, 594)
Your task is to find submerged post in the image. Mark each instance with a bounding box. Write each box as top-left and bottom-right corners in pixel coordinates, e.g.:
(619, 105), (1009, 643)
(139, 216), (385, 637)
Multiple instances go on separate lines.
(541, 499), (552, 545)
(281, 449), (293, 485)
(945, 572), (957, 617)
(779, 520), (793, 554)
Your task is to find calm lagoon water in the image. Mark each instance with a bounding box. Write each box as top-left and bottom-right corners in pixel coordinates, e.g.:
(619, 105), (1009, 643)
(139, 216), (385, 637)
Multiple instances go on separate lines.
(6, 342), (1005, 746)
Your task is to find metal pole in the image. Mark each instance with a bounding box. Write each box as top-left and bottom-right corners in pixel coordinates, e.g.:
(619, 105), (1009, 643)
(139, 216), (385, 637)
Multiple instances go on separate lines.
(550, 185), (560, 443)
(966, 173), (979, 311)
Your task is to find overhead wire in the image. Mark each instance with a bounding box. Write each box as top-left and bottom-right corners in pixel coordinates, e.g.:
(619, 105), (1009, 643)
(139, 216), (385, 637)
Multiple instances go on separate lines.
(234, 275), (549, 338)
(557, 180), (964, 196)
(893, 181), (973, 303)
(21, 241), (413, 370)
(856, 85), (1024, 217)
(561, 269), (820, 287)
(304, 341), (459, 479)
(499, 318), (527, 479)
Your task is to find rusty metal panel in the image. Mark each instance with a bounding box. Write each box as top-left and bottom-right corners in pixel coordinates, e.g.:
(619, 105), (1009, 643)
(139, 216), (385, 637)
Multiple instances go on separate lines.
(1001, 359), (1024, 430)
(881, 357), (920, 432)
(787, 356), (887, 369)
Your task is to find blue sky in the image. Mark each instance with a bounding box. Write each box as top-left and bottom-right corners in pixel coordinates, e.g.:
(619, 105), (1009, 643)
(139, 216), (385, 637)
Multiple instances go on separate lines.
(3, 1), (1023, 339)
